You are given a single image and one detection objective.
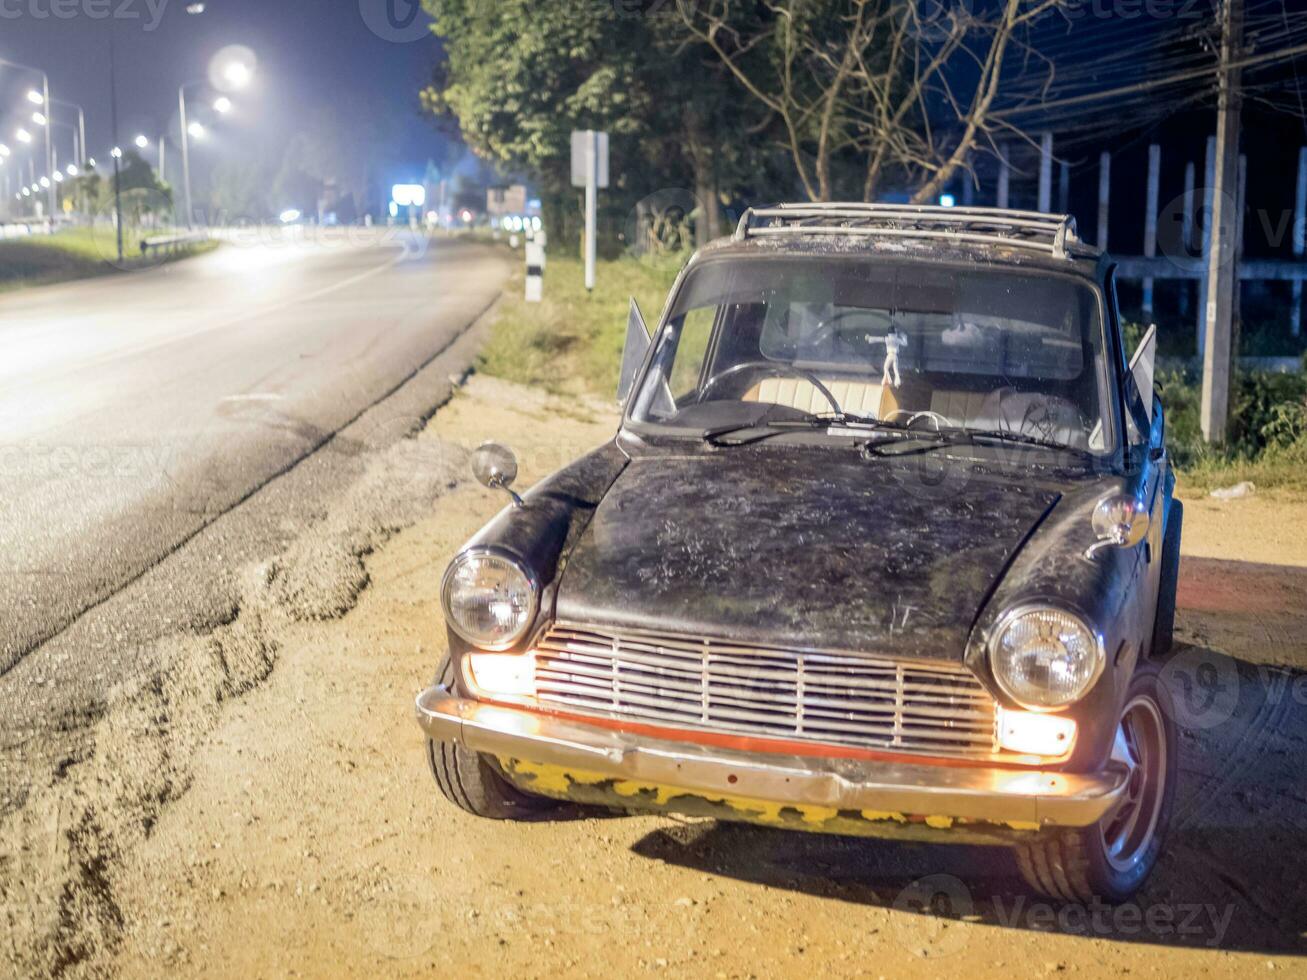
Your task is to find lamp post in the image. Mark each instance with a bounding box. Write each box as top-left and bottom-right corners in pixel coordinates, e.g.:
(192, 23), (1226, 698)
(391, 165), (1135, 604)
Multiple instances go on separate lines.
(177, 53), (253, 229)
(0, 58), (55, 223)
(29, 90), (86, 167)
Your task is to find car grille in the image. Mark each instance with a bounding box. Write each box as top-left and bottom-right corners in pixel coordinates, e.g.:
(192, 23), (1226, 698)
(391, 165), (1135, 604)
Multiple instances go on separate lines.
(533, 624), (1000, 759)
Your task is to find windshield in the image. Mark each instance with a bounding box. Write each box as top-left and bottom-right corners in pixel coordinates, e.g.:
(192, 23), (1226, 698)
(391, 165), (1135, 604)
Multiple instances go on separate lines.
(630, 255), (1115, 453)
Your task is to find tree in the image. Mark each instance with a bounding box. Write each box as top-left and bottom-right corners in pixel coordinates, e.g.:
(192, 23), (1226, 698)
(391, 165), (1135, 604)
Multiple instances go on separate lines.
(420, 0), (769, 247)
(676, 0), (1063, 202)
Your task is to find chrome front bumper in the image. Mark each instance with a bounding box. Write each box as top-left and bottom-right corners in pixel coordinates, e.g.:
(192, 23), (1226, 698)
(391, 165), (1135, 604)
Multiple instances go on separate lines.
(415, 685), (1128, 829)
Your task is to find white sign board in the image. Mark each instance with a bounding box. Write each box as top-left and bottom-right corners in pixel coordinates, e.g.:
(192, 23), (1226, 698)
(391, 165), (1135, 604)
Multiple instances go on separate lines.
(571, 131), (610, 189)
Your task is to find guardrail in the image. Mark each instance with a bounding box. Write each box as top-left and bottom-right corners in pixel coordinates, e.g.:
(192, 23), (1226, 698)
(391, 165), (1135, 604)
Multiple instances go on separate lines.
(0, 221), (54, 240)
(139, 231), (209, 258)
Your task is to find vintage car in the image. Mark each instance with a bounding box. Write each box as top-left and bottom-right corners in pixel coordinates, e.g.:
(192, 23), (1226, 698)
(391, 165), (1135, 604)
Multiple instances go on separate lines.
(415, 203), (1183, 903)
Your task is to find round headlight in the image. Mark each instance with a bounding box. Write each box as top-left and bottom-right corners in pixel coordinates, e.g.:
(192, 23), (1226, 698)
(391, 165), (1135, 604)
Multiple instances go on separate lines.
(990, 605), (1104, 709)
(441, 551), (537, 650)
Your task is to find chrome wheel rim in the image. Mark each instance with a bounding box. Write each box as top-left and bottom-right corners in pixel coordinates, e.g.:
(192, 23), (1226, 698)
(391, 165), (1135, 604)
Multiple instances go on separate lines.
(1100, 694), (1167, 874)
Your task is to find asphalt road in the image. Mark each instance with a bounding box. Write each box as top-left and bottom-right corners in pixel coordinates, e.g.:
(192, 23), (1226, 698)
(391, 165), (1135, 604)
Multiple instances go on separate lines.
(0, 229), (510, 679)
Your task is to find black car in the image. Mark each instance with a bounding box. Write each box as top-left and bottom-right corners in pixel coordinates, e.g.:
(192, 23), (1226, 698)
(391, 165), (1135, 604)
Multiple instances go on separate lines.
(415, 203), (1183, 903)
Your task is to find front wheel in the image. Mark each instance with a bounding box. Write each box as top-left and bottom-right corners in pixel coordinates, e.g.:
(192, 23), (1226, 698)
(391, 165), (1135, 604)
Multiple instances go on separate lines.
(425, 658), (558, 820)
(1014, 664), (1177, 903)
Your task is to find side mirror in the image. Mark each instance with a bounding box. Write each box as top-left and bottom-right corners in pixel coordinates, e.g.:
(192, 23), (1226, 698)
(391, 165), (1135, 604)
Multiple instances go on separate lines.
(471, 442), (523, 508)
(616, 297), (651, 405)
(1084, 494), (1150, 559)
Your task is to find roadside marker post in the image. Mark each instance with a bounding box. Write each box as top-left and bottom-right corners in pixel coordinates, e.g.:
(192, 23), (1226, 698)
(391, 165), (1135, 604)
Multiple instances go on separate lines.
(525, 239), (545, 303)
(571, 129), (609, 293)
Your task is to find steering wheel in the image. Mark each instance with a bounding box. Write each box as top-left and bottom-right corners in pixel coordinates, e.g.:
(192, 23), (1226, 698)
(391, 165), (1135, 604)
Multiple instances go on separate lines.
(883, 409), (951, 431)
(798, 310), (894, 357)
(698, 361), (843, 416)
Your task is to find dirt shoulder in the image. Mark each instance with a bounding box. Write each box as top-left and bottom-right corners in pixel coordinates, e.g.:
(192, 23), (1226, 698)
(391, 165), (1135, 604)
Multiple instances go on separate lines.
(93, 375), (1306, 979)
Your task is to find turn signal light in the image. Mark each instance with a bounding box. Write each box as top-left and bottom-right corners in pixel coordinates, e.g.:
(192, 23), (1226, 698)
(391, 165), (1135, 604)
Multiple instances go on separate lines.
(997, 707), (1077, 757)
(466, 652), (536, 698)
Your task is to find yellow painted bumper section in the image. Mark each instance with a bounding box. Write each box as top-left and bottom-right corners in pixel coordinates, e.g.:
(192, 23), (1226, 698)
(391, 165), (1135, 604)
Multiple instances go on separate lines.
(414, 685), (1128, 839)
(499, 758), (1044, 846)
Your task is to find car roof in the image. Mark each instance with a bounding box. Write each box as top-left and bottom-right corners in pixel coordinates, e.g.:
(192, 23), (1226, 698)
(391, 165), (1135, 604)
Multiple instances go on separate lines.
(694, 203), (1107, 281)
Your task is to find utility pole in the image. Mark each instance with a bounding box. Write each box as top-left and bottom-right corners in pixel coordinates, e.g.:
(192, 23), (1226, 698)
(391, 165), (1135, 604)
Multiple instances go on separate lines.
(1143, 144), (1161, 320)
(1293, 146), (1306, 337)
(996, 146), (1010, 209)
(1097, 152), (1111, 249)
(109, 34), (124, 263)
(1038, 133), (1053, 212)
(1201, 0), (1244, 443)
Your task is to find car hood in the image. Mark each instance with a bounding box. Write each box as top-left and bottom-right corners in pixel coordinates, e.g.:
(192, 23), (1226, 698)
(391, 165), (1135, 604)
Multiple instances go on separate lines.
(553, 446), (1061, 661)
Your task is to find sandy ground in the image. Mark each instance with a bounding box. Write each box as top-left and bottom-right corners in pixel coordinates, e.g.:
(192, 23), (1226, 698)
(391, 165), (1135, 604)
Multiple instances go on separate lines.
(5, 374), (1306, 977)
(75, 375), (1302, 979)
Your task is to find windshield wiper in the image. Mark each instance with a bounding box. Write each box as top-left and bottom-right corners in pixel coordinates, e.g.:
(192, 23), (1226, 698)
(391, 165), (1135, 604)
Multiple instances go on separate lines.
(703, 413), (909, 448)
(861, 426), (1093, 460)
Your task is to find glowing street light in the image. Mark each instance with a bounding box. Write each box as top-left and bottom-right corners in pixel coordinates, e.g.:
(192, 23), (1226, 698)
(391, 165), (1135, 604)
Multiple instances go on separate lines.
(134, 134), (149, 149)
(223, 61), (252, 88)
(0, 144), (8, 157)
(16, 129), (31, 144)
(66, 164), (78, 176)
(26, 89), (44, 105)
(87, 157), (96, 168)
(39, 176), (49, 188)
(213, 96), (232, 115)
(187, 121), (206, 140)
(31, 112), (47, 127)
(52, 171), (63, 183)
(111, 146), (123, 159)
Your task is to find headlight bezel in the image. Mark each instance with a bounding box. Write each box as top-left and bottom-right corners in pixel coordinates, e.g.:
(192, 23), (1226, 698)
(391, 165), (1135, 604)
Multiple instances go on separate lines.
(440, 546), (540, 652)
(988, 602), (1106, 712)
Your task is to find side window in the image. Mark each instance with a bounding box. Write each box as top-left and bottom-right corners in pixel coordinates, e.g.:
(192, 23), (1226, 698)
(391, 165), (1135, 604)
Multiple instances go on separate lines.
(668, 306), (716, 401)
(1109, 272), (1149, 448)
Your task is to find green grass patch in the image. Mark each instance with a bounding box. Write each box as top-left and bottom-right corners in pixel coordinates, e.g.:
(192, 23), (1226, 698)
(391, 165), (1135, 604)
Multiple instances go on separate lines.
(478, 252), (685, 398)
(0, 227), (216, 292)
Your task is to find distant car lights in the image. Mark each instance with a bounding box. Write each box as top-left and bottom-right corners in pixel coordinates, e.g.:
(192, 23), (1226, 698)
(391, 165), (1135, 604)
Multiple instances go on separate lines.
(391, 183), (426, 208)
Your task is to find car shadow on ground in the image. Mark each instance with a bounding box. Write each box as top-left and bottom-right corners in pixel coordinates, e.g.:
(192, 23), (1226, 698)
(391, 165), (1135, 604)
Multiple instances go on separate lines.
(626, 643), (1307, 957)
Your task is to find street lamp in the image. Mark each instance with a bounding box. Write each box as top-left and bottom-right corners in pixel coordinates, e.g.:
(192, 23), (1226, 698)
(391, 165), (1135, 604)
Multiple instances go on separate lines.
(223, 61), (252, 88)
(16, 129), (32, 144)
(0, 58), (56, 222)
(134, 135), (149, 149)
(26, 89), (43, 105)
(213, 96), (232, 115)
(178, 54), (252, 227)
(111, 147), (123, 159)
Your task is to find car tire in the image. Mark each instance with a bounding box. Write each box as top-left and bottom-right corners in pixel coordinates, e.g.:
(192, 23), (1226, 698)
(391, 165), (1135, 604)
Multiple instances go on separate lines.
(425, 657), (559, 820)
(1150, 498), (1184, 658)
(1013, 663), (1177, 904)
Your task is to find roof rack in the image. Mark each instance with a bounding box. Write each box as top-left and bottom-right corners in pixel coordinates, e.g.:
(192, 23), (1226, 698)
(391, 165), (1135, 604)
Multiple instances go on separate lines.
(733, 202), (1081, 260)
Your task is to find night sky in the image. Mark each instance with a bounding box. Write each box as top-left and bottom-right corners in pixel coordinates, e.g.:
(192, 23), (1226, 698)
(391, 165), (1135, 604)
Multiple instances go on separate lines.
(1, 0), (451, 192)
